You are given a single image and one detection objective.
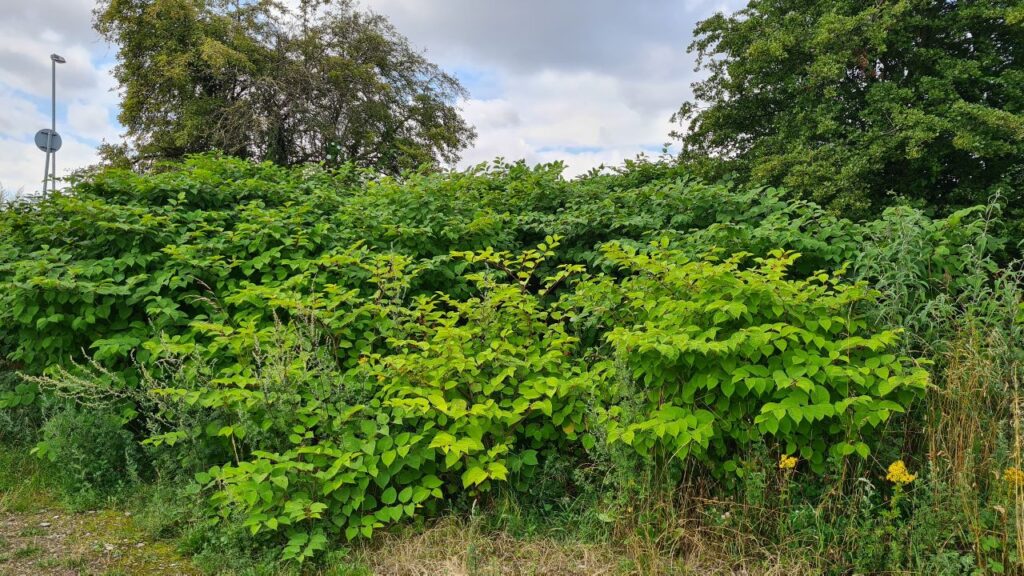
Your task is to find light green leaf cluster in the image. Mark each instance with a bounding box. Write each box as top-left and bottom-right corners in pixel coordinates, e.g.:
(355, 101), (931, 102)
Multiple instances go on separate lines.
(571, 245), (929, 475)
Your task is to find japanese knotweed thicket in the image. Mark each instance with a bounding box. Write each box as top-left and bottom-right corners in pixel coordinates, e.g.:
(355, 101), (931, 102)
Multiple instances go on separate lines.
(0, 155), (998, 561)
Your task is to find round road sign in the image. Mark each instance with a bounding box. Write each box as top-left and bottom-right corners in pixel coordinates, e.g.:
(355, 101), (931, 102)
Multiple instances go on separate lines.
(34, 129), (62, 153)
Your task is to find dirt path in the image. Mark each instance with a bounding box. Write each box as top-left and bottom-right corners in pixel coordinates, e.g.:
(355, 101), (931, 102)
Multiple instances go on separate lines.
(0, 508), (198, 576)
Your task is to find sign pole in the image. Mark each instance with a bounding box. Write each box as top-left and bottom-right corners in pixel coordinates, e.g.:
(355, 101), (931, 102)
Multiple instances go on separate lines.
(38, 54), (65, 198)
(51, 56), (56, 191)
(42, 150), (50, 196)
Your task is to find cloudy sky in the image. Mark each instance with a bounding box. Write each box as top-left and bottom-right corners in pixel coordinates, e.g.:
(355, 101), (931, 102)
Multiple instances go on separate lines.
(0, 0), (742, 195)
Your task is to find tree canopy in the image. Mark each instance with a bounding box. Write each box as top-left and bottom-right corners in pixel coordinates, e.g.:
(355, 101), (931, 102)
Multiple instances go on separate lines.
(674, 0), (1024, 221)
(95, 0), (476, 173)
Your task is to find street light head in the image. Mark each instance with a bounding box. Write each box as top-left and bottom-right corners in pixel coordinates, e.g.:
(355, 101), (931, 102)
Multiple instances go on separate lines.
(50, 54), (65, 64)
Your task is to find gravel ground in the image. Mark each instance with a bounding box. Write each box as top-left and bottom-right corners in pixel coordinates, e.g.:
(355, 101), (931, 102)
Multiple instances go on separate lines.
(0, 508), (198, 576)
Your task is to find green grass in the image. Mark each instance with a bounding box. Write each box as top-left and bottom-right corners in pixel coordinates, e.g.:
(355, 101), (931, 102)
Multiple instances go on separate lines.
(0, 444), (52, 514)
(12, 545), (41, 559)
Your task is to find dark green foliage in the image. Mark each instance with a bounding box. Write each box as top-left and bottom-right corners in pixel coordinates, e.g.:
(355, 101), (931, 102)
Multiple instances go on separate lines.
(675, 0), (1024, 229)
(0, 370), (40, 445)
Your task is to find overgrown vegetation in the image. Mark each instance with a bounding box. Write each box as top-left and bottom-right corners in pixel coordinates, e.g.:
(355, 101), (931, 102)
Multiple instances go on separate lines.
(2, 154), (1021, 574)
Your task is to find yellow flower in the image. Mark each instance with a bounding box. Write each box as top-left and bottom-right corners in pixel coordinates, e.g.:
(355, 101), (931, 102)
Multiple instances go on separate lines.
(886, 460), (917, 485)
(1004, 467), (1024, 487)
(358, 356), (368, 365)
(779, 454), (798, 470)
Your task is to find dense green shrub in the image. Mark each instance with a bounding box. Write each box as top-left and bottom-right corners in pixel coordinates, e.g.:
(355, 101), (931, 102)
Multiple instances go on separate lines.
(0, 155), (1011, 568)
(0, 155), (993, 376)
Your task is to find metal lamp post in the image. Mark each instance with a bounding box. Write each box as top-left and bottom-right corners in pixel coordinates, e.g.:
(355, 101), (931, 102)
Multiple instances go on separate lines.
(37, 53), (66, 197)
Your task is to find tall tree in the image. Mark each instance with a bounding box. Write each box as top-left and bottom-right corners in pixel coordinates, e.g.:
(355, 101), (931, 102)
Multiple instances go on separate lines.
(95, 0), (476, 173)
(674, 0), (1023, 220)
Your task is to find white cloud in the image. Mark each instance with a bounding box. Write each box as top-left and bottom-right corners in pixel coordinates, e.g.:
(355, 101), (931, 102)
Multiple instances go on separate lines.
(457, 69), (680, 176)
(359, 0), (745, 176)
(0, 89), (44, 136)
(65, 62), (122, 143)
(361, 0), (737, 77)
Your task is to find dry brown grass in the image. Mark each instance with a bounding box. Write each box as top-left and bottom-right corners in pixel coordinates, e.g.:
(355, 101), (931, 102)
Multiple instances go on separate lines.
(613, 497), (822, 576)
(927, 326), (1004, 539)
(1010, 351), (1024, 568)
(926, 322), (1024, 569)
(353, 517), (624, 576)
(347, 511), (818, 576)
